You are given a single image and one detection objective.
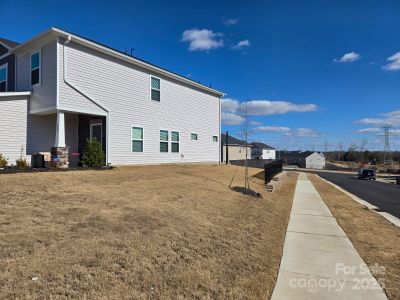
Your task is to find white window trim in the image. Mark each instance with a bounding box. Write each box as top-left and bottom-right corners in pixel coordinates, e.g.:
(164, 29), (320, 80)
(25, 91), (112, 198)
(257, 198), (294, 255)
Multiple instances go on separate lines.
(0, 63), (8, 92)
(90, 122), (103, 145)
(150, 75), (161, 102)
(171, 130), (180, 153)
(191, 133), (198, 141)
(30, 50), (41, 87)
(131, 126), (144, 153)
(213, 135), (218, 142)
(159, 129), (169, 153)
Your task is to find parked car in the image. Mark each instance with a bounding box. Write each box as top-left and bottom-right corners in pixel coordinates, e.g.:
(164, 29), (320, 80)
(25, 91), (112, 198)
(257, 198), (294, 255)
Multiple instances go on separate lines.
(357, 169), (376, 180)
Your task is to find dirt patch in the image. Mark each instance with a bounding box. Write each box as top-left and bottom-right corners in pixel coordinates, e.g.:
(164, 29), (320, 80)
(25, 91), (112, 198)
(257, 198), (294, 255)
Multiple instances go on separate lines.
(309, 174), (400, 300)
(0, 164), (297, 299)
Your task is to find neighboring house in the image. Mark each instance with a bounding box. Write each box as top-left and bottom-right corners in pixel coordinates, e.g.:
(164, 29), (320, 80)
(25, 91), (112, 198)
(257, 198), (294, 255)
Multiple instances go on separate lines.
(280, 151), (325, 169)
(251, 142), (276, 160)
(306, 152), (325, 169)
(221, 133), (251, 163)
(0, 28), (224, 166)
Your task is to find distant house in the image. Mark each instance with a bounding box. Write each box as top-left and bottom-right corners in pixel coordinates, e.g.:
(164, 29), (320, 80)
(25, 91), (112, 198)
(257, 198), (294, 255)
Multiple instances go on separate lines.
(280, 151), (325, 169)
(251, 142), (276, 160)
(306, 152), (325, 169)
(221, 134), (251, 163)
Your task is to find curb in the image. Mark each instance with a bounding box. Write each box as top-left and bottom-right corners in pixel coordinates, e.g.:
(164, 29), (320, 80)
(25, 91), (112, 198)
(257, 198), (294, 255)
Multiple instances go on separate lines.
(315, 174), (400, 228)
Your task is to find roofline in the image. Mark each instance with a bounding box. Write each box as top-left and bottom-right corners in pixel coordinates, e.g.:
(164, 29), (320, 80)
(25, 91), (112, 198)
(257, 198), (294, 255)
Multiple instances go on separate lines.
(0, 41), (12, 50)
(0, 91), (31, 97)
(12, 27), (225, 97)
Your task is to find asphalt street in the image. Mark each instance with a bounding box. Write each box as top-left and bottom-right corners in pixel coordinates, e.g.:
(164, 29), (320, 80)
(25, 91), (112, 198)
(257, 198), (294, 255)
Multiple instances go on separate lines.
(316, 172), (400, 219)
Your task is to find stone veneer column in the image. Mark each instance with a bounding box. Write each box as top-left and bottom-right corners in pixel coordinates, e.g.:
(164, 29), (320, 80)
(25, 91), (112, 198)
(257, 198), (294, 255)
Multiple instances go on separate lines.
(50, 111), (69, 169)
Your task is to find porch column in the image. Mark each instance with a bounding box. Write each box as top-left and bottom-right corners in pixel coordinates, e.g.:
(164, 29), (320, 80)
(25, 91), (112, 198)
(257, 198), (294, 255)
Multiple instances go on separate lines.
(54, 111), (66, 147)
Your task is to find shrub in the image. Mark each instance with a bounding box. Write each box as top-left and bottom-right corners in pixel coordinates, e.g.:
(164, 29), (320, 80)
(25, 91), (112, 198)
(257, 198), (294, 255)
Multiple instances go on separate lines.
(16, 157), (29, 169)
(83, 138), (105, 167)
(0, 153), (8, 168)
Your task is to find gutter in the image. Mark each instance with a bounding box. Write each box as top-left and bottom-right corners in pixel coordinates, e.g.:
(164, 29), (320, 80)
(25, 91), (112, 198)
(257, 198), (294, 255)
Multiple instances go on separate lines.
(0, 91), (31, 97)
(62, 35), (110, 165)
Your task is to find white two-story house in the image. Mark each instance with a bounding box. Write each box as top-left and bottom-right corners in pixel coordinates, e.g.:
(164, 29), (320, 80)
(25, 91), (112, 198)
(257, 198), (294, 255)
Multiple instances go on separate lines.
(0, 28), (224, 166)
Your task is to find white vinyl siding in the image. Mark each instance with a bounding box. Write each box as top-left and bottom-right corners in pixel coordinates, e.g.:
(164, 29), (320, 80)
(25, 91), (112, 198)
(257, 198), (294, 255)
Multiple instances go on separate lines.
(0, 97), (29, 164)
(57, 40), (220, 165)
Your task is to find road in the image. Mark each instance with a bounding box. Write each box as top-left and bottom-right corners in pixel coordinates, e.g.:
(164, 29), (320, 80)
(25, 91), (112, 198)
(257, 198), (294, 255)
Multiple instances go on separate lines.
(316, 172), (400, 219)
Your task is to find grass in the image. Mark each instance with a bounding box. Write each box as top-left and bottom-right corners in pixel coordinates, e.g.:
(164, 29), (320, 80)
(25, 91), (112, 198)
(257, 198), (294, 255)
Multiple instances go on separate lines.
(0, 164), (297, 299)
(309, 174), (400, 300)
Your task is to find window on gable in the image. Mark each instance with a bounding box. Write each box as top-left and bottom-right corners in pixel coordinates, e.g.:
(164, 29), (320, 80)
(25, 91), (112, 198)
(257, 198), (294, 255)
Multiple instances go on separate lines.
(31, 52), (40, 86)
(132, 127), (143, 152)
(191, 133), (198, 141)
(151, 76), (160, 101)
(160, 130), (169, 152)
(171, 131), (179, 153)
(0, 64), (7, 92)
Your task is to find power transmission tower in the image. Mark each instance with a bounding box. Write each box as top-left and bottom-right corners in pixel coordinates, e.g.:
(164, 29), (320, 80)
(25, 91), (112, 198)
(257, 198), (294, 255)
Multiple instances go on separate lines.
(383, 125), (392, 163)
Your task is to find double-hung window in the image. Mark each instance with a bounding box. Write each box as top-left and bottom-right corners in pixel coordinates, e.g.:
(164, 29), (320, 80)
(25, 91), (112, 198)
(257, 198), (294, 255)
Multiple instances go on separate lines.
(132, 127), (143, 152)
(160, 130), (169, 152)
(151, 76), (160, 101)
(31, 52), (40, 86)
(171, 131), (179, 153)
(0, 64), (7, 92)
(191, 133), (198, 141)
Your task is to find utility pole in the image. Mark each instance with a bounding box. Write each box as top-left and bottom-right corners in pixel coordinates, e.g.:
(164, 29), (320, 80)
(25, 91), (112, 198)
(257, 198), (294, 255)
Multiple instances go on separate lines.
(383, 125), (392, 164)
(338, 142), (343, 161)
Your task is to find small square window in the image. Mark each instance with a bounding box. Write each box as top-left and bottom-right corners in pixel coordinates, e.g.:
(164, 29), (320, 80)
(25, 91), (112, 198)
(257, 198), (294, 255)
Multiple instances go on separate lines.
(213, 136), (218, 142)
(191, 133), (198, 141)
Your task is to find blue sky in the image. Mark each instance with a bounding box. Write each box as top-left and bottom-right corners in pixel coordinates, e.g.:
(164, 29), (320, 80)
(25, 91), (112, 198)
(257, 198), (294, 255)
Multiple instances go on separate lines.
(1, 0), (399, 151)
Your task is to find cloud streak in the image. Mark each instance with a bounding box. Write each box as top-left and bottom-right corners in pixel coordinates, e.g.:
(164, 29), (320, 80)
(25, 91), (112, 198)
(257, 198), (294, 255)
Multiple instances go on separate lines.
(382, 52), (400, 71)
(253, 126), (291, 133)
(334, 52), (361, 63)
(181, 29), (223, 51)
(233, 39), (251, 49)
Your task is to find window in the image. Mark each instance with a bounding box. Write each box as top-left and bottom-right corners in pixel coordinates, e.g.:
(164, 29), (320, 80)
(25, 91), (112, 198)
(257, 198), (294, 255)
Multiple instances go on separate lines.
(171, 131), (179, 153)
(213, 136), (218, 142)
(31, 52), (40, 85)
(191, 133), (198, 141)
(0, 64), (7, 92)
(151, 76), (160, 101)
(132, 127), (143, 152)
(90, 123), (102, 146)
(160, 130), (169, 152)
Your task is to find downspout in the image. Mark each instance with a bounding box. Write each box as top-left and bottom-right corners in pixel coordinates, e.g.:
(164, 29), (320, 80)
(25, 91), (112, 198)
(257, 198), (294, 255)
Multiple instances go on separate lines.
(62, 35), (110, 165)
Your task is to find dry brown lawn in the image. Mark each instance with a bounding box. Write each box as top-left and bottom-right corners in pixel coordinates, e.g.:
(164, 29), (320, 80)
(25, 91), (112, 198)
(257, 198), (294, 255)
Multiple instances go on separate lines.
(309, 174), (400, 300)
(0, 165), (297, 299)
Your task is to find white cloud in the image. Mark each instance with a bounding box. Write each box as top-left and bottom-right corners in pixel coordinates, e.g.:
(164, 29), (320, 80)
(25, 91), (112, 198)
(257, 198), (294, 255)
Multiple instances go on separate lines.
(244, 100), (317, 116)
(221, 112), (245, 125)
(382, 52), (400, 71)
(233, 39), (251, 49)
(355, 110), (400, 127)
(249, 120), (262, 126)
(286, 128), (321, 138)
(254, 126), (290, 133)
(181, 29), (223, 51)
(221, 98), (240, 113)
(334, 52), (361, 63)
(357, 128), (380, 134)
(224, 18), (239, 26)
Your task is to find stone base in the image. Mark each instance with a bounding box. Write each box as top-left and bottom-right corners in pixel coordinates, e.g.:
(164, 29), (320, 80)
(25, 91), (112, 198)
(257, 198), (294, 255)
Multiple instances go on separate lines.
(266, 171), (287, 192)
(49, 147), (69, 169)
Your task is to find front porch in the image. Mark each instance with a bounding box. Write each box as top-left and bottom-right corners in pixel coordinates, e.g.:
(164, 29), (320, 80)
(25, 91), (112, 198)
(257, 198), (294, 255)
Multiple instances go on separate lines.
(28, 111), (107, 168)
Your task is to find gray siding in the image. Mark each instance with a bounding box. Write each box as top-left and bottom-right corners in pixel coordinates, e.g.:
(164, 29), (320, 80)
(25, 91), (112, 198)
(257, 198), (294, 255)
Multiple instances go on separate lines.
(0, 97), (29, 164)
(16, 40), (57, 112)
(58, 41), (220, 165)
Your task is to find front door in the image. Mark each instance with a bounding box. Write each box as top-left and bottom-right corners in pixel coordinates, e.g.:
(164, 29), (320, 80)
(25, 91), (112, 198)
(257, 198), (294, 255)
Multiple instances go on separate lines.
(90, 123), (102, 147)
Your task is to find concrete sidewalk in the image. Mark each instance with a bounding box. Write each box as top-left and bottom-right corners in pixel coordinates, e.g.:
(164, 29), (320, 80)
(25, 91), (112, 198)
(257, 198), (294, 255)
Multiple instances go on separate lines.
(271, 173), (387, 300)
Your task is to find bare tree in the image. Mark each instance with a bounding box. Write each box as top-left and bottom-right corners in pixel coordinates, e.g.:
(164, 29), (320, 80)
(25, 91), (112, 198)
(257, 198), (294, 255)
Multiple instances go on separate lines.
(359, 139), (368, 163)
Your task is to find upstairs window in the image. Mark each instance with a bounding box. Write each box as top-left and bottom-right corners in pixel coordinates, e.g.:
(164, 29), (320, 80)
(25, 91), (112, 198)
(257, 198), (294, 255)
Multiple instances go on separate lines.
(191, 133), (198, 141)
(31, 52), (40, 86)
(132, 127), (143, 152)
(160, 130), (169, 152)
(213, 136), (218, 142)
(151, 76), (160, 101)
(0, 64), (7, 92)
(171, 131), (179, 153)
